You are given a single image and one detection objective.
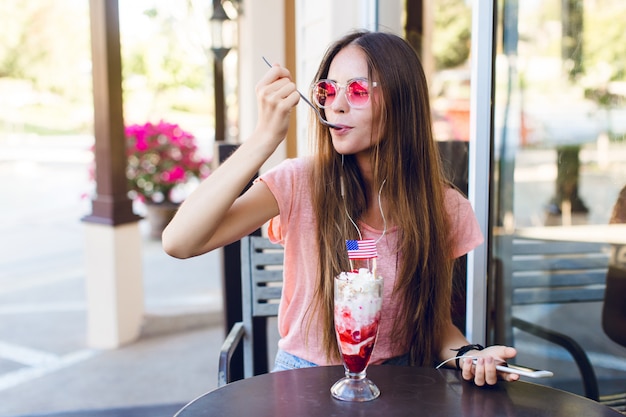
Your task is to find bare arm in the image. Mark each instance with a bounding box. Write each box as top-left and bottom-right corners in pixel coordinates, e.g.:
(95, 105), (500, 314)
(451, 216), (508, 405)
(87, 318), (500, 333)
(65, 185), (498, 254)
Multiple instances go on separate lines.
(162, 64), (299, 258)
(439, 320), (519, 385)
(438, 320), (475, 365)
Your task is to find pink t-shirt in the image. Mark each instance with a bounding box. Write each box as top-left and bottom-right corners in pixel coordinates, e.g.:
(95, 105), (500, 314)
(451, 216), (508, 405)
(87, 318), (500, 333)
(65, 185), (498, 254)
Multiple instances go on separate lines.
(259, 157), (483, 366)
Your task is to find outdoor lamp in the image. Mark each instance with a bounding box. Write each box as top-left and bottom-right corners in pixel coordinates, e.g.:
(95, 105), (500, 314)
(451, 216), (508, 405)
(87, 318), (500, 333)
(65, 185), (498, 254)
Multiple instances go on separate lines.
(210, 0), (235, 61)
(210, 0), (237, 143)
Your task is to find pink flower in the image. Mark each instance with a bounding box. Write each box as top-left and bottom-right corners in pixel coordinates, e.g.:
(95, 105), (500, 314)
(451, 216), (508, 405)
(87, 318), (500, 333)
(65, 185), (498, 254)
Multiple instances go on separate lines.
(162, 166), (186, 183)
(115, 120), (211, 203)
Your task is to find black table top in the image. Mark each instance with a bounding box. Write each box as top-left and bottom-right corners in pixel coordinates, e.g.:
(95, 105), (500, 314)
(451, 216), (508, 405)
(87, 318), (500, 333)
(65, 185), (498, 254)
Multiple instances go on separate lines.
(175, 366), (622, 417)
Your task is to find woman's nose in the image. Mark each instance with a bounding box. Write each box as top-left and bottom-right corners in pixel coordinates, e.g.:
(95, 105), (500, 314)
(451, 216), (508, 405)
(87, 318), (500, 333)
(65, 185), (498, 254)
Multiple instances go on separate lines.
(330, 86), (349, 112)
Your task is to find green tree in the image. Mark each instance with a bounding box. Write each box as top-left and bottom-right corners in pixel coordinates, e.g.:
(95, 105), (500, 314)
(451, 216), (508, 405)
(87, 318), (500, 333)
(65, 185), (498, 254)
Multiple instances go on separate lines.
(584, 1), (626, 82)
(433, 0), (472, 70)
(120, 0), (213, 119)
(0, 0), (90, 100)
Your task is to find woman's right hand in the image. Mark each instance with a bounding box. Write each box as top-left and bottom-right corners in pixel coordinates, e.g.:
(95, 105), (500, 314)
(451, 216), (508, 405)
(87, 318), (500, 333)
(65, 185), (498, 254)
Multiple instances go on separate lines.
(253, 63), (300, 148)
(162, 65), (297, 259)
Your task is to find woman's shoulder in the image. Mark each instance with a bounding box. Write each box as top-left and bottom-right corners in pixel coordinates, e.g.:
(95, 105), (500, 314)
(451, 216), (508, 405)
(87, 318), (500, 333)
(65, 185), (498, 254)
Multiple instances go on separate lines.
(443, 186), (470, 208)
(443, 186), (479, 232)
(265, 156), (313, 175)
(443, 186), (484, 256)
(259, 157), (314, 196)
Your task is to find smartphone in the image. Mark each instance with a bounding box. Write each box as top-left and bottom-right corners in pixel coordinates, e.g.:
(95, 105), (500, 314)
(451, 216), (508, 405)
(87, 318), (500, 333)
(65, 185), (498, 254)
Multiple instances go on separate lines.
(472, 359), (554, 378)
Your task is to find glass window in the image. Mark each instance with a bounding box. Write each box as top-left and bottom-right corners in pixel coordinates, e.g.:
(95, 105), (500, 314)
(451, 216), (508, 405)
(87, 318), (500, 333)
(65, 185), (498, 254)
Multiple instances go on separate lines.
(491, 0), (626, 399)
(426, 0), (474, 335)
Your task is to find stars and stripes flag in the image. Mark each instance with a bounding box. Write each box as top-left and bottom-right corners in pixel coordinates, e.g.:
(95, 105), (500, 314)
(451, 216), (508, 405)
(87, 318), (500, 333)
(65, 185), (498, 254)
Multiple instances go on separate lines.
(345, 239), (377, 260)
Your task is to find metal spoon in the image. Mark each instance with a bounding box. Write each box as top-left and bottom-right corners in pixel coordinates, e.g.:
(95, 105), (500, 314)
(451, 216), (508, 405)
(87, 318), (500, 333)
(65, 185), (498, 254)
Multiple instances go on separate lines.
(262, 56), (340, 130)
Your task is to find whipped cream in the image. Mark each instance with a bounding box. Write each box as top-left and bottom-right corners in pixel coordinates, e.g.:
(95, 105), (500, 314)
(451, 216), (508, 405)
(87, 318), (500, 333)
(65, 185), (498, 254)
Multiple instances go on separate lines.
(334, 270), (383, 330)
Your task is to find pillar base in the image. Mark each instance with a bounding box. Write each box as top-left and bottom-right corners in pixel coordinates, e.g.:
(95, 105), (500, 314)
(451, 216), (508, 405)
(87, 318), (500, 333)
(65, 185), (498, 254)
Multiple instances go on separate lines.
(84, 222), (144, 348)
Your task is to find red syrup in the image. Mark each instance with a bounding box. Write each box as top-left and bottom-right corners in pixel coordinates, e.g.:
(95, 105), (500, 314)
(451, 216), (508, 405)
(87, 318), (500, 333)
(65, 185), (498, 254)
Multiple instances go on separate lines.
(336, 315), (380, 373)
(342, 345), (375, 373)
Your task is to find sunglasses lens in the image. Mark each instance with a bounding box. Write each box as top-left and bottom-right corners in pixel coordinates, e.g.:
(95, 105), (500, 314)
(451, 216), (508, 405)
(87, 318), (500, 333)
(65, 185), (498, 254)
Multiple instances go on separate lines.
(346, 80), (370, 107)
(312, 79), (372, 108)
(313, 81), (337, 108)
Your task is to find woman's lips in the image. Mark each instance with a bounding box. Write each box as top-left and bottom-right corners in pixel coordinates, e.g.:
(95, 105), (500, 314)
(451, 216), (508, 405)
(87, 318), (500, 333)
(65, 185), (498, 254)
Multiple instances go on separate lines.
(331, 124), (352, 134)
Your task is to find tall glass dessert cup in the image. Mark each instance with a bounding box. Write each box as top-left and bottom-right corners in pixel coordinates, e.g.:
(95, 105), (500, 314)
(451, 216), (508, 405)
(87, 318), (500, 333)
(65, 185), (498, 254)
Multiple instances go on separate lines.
(331, 270), (383, 401)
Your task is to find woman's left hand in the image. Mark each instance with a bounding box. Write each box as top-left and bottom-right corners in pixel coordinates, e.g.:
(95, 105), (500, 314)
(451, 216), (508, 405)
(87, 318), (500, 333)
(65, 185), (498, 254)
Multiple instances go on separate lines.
(460, 345), (519, 386)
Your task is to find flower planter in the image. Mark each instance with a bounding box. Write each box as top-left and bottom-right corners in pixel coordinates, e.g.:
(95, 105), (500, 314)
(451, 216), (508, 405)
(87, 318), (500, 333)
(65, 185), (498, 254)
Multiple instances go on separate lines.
(144, 202), (179, 239)
(88, 121), (209, 238)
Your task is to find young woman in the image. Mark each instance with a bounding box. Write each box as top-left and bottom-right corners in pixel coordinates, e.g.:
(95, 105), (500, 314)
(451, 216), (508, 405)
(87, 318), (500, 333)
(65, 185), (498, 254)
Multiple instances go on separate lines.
(163, 30), (518, 386)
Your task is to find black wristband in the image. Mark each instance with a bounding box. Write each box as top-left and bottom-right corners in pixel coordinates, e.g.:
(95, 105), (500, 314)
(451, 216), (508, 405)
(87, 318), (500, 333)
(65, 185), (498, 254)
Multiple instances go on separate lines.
(452, 344), (485, 370)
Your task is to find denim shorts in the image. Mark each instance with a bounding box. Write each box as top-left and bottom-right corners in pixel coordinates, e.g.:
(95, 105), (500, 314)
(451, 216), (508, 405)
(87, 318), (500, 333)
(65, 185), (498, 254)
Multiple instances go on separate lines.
(272, 349), (318, 372)
(272, 349), (409, 372)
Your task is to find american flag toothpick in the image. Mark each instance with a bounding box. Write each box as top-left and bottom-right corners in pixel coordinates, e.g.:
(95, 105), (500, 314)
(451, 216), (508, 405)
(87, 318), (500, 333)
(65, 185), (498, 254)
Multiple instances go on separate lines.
(345, 239), (378, 259)
(345, 239), (378, 273)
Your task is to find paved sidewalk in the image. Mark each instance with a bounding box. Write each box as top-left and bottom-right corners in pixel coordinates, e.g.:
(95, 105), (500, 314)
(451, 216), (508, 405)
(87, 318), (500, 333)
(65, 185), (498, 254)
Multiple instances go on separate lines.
(0, 136), (225, 416)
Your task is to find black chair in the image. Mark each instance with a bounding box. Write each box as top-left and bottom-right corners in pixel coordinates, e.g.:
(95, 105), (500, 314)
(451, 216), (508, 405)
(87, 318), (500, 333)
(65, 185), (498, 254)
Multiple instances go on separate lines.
(601, 259), (626, 413)
(602, 247), (626, 348)
(497, 237), (626, 412)
(218, 236), (283, 387)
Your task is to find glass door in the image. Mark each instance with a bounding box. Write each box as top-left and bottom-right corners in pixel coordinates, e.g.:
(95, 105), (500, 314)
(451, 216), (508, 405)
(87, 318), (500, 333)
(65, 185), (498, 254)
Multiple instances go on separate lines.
(490, 0), (626, 399)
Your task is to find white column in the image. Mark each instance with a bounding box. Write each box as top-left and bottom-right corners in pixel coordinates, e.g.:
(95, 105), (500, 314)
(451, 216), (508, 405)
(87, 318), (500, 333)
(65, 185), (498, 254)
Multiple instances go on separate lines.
(84, 222), (144, 348)
(467, 0), (495, 344)
(237, 0), (287, 171)
(378, 0), (403, 34)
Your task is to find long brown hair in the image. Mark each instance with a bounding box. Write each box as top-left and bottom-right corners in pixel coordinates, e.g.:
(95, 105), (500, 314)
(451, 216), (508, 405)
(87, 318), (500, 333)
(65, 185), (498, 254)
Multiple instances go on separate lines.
(308, 31), (455, 366)
(610, 185), (626, 224)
